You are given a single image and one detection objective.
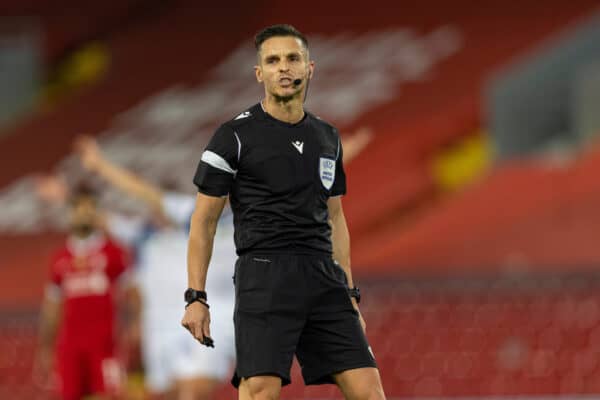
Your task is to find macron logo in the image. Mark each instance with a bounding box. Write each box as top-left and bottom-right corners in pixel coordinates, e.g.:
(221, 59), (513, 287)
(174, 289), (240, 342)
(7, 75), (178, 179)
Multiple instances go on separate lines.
(234, 111), (251, 120)
(292, 141), (304, 154)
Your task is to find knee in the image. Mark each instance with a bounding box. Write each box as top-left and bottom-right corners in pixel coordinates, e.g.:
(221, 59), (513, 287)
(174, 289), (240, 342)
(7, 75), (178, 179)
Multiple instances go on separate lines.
(367, 387), (386, 400)
(347, 383), (386, 400)
(356, 388), (386, 400)
(334, 368), (386, 400)
(353, 388), (385, 400)
(241, 376), (281, 400)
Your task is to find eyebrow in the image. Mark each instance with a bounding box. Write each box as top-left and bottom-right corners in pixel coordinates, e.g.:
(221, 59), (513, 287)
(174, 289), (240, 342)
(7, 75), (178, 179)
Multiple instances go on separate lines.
(263, 51), (302, 60)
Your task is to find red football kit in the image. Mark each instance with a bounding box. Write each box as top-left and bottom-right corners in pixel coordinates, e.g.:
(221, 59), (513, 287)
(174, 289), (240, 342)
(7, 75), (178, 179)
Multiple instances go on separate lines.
(47, 233), (128, 400)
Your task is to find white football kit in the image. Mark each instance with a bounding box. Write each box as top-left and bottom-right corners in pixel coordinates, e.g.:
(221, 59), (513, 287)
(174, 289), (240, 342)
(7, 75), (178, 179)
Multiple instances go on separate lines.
(107, 193), (235, 391)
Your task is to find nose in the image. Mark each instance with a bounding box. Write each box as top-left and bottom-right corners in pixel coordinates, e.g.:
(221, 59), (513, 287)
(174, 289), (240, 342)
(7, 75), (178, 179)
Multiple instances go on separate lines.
(279, 60), (289, 72)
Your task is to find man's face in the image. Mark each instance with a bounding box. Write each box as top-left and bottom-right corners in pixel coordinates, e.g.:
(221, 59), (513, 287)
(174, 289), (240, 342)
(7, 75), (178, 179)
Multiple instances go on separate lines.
(255, 36), (313, 101)
(69, 196), (98, 237)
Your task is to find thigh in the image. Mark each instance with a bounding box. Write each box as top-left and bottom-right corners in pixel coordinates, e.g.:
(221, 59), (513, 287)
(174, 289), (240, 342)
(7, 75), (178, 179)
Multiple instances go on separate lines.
(232, 255), (308, 387)
(176, 376), (221, 400)
(296, 258), (376, 385)
(333, 367), (385, 400)
(173, 325), (232, 381)
(141, 329), (174, 394)
(87, 343), (122, 396)
(56, 345), (85, 400)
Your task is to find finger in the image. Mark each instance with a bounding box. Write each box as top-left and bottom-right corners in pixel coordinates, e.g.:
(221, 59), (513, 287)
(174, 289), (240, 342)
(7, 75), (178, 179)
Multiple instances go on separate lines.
(188, 323), (198, 339)
(182, 319), (197, 338)
(202, 319), (211, 340)
(193, 322), (204, 341)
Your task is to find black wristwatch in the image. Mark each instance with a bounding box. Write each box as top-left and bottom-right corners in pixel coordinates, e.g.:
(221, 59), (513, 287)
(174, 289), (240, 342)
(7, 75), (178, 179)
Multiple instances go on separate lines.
(184, 288), (208, 308)
(348, 287), (361, 304)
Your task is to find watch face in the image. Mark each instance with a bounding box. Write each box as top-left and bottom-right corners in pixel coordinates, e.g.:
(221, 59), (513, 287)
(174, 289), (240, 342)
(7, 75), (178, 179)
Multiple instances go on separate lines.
(185, 289), (207, 303)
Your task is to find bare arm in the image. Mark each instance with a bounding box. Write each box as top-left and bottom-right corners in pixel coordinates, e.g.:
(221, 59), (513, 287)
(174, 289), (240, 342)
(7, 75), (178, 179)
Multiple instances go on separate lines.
(74, 136), (164, 213)
(34, 293), (62, 381)
(181, 193), (226, 342)
(187, 193), (226, 290)
(121, 283), (142, 351)
(38, 295), (61, 352)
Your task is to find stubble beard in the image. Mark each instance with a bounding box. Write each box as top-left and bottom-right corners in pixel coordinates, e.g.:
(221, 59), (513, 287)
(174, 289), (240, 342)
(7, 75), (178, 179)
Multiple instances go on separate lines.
(72, 222), (95, 238)
(273, 93), (295, 103)
(271, 85), (302, 105)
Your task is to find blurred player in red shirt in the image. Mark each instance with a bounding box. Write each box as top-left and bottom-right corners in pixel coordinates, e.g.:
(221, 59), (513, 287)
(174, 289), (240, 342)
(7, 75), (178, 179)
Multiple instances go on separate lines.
(34, 185), (129, 400)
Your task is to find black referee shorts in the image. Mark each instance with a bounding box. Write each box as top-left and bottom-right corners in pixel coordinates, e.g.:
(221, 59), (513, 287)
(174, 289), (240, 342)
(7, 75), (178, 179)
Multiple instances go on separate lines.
(231, 253), (377, 388)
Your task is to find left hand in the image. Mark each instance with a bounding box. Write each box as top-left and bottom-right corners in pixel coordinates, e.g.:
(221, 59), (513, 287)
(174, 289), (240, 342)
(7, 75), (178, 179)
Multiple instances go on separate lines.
(123, 319), (141, 349)
(74, 135), (104, 172)
(358, 311), (366, 333)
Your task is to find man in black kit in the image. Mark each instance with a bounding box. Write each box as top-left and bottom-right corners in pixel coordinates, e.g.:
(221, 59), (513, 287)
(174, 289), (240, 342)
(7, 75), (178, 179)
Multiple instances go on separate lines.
(181, 24), (386, 400)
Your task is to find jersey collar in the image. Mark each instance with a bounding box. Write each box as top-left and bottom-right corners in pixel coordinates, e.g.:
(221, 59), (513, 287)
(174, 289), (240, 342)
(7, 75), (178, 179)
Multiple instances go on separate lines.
(67, 232), (106, 256)
(257, 101), (308, 128)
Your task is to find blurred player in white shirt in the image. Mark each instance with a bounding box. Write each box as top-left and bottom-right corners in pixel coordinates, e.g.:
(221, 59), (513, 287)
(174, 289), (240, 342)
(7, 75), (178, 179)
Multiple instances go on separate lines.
(105, 195), (235, 399)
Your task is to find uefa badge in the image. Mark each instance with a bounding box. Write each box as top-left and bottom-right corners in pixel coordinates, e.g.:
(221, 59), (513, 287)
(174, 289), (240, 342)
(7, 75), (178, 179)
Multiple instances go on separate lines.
(319, 157), (336, 190)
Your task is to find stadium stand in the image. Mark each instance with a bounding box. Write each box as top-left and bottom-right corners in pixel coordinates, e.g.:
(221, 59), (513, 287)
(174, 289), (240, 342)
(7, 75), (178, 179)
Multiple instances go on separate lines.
(6, 276), (600, 398)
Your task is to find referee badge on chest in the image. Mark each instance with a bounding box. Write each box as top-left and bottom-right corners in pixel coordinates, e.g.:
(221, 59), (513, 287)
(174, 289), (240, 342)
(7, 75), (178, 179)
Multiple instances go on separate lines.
(319, 157), (336, 190)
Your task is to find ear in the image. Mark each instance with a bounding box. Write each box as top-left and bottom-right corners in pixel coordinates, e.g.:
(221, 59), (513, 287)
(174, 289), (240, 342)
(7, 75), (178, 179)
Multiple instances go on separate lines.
(254, 65), (262, 83)
(308, 60), (315, 80)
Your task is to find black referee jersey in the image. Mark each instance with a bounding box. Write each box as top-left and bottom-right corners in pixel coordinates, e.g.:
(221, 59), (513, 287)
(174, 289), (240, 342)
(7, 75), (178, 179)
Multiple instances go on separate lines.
(193, 102), (346, 256)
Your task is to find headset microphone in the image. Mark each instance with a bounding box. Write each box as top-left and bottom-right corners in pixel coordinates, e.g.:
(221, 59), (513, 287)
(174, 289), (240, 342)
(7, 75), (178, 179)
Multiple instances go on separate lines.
(293, 78), (302, 86)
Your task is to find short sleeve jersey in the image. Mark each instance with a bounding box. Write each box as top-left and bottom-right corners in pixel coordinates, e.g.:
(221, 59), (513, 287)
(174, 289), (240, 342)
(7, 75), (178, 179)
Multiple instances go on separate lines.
(48, 235), (128, 346)
(193, 103), (346, 256)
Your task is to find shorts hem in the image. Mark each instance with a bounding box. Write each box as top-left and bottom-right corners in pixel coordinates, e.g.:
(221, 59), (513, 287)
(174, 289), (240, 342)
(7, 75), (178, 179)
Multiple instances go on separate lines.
(303, 361), (378, 386)
(231, 370), (291, 388)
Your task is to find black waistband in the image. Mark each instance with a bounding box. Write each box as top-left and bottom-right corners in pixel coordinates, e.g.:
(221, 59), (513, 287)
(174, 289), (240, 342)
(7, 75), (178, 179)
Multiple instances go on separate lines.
(239, 249), (332, 259)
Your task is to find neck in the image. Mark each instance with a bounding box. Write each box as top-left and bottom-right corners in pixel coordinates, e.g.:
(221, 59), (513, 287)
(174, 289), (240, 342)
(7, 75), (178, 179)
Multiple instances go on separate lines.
(262, 95), (304, 124)
(72, 227), (95, 239)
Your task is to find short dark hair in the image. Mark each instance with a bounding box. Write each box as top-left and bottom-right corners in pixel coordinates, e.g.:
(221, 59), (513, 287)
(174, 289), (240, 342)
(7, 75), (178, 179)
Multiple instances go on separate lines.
(68, 183), (97, 206)
(254, 24), (308, 53)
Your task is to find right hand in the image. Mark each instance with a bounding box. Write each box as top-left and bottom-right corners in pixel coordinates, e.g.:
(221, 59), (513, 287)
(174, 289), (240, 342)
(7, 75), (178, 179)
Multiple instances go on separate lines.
(181, 301), (211, 343)
(34, 175), (68, 205)
(73, 135), (103, 171)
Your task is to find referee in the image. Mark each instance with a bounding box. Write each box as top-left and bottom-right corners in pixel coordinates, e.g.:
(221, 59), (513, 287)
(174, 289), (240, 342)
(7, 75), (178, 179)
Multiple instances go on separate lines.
(181, 24), (386, 400)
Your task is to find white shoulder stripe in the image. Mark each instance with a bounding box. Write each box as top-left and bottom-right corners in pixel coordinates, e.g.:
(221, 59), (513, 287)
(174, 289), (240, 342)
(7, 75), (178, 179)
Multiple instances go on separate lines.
(201, 150), (237, 175)
(234, 131), (241, 162)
